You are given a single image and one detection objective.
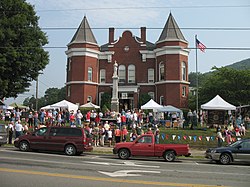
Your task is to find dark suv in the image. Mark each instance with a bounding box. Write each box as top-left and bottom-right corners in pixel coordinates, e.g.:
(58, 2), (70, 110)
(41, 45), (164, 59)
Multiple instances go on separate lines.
(0, 124), (8, 146)
(205, 139), (250, 164)
(14, 127), (93, 155)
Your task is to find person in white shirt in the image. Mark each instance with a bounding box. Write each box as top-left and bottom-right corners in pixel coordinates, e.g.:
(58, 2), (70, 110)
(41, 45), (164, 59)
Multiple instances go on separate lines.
(8, 121), (14, 144)
(107, 128), (113, 147)
(75, 110), (83, 127)
(15, 120), (24, 138)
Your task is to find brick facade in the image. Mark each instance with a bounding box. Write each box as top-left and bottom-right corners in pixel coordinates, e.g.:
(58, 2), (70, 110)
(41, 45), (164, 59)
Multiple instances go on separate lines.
(65, 13), (190, 110)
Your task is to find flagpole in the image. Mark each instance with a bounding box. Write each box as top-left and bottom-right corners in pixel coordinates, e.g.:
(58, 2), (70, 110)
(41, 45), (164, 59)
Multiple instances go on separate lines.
(195, 35), (199, 124)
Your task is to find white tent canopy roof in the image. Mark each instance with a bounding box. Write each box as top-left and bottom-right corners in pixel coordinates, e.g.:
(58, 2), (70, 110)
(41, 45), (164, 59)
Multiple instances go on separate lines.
(201, 95), (236, 110)
(141, 99), (163, 110)
(51, 100), (78, 113)
(80, 102), (100, 109)
(40, 105), (59, 110)
(157, 105), (182, 113)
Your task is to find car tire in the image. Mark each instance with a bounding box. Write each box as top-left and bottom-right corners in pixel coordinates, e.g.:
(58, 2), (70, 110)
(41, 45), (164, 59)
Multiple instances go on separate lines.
(19, 141), (30, 152)
(164, 151), (176, 162)
(118, 149), (130, 159)
(65, 144), (76, 156)
(220, 153), (231, 165)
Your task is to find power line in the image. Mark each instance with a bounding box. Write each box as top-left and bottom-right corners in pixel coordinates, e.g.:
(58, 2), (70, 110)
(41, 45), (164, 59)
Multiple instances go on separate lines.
(40, 27), (250, 31)
(1, 46), (250, 51)
(35, 5), (250, 12)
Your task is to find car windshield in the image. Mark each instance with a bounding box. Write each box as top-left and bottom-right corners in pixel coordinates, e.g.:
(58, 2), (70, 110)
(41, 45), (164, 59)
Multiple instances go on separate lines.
(0, 125), (7, 133)
(229, 140), (242, 147)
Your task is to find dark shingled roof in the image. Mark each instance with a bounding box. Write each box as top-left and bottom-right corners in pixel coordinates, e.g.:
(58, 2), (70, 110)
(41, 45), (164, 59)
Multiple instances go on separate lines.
(158, 13), (186, 42)
(70, 16), (97, 44)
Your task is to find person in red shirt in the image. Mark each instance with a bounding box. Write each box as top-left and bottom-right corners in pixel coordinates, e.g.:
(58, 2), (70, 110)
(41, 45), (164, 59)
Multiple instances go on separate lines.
(121, 126), (128, 142)
(86, 111), (91, 122)
(70, 111), (75, 127)
(114, 127), (121, 143)
(121, 114), (126, 127)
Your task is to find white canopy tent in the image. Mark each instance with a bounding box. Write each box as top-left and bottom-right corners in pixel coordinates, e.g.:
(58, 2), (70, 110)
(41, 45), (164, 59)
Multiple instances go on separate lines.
(51, 100), (78, 113)
(201, 95), (236, 110)
(141, 99), (163, 110)
(157, 105), (182, 113)
(80, 102), (100, 109)
(40, 105), (59, 110)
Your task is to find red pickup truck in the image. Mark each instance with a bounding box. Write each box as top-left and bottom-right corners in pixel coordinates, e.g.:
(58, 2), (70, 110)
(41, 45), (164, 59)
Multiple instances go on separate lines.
(113, 134), (191, 161)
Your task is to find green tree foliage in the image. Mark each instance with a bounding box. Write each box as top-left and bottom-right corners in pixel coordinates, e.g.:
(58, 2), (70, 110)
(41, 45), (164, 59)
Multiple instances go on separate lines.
(199, 67), (250, 106)
(101, 93), (111, 111)
(0, 0), (49, 99)
(23, 87), (66, 110)
(139, 93), (151, 107)
(188, 72), (206, 87)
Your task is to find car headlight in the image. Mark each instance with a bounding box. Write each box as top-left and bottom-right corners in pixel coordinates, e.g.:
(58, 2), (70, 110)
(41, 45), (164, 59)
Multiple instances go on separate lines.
(0, 136), (3, 139)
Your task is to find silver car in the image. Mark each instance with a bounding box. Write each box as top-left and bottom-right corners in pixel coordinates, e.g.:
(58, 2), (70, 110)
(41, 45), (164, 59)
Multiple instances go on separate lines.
(205, 139), (250, 164)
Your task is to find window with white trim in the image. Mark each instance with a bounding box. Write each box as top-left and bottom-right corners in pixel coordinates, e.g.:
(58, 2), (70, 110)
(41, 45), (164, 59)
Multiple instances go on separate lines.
(118, 65), (126, 83)
(148, 92), (155, 100)
(160, 96), (164, 105)
(182, 62), (187, 81)
(100, 69), (106, 83)
(67, 86), (71, 97)
(88, 67), (92, 81)
(87, 96), (92, 103)
(182, 86), (186, 97)
(68, 58), (71, 71)
(148, 68), (154, 83)
(128, 65), (135, 83)
(159, 62), (165, 81)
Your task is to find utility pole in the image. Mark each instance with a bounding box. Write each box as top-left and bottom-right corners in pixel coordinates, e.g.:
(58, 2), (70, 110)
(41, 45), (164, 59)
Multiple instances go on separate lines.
(36, 76), (38, 111)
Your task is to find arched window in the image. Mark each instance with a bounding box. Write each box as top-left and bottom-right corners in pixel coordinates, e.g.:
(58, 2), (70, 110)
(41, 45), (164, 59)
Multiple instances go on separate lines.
(148, 68), (154, 83)
(67, 86), (71, 97)
(148, 92), (155, 100)
(100, 69), (106, 83)
(87, 96), (92, 103)
(182, 62), (187, 81)
(182, 86), (186, 97)
(118, 65), (126, 83)
(160, 96), (164, 105)
(128, 65), (135, 83)
(159, 62), (165, 81)
(88, 67), (92, 81)
(68, 58), (71, 71)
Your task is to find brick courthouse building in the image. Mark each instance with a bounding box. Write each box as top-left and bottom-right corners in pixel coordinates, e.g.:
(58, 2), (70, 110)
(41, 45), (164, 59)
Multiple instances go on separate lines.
(66, 13), (190, 111)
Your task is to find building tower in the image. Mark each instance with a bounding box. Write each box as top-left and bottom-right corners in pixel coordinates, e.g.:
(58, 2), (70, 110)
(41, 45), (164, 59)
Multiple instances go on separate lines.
(155, 13), (190, 108)
(65, 16), (99, 105)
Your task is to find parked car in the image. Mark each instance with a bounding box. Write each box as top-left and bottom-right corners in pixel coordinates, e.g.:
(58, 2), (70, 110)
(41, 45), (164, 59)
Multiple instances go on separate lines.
(113, 134), (191, 161)
(14, 127), (93, 155)
(205, 139), (250, 164)
(0, 124), (8, 146)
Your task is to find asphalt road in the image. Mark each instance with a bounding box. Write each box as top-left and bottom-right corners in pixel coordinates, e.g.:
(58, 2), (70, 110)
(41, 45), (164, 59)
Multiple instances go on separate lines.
(0, 147), (250, 187)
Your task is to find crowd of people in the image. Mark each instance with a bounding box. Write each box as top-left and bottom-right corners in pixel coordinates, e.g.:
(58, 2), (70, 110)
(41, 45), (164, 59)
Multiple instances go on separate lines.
(0, 108), (161, 146)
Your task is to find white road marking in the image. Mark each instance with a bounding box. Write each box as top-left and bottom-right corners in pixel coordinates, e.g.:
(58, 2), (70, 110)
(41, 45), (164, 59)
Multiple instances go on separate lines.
(99, 170), (161, 177)
(84, 161), (159, 168)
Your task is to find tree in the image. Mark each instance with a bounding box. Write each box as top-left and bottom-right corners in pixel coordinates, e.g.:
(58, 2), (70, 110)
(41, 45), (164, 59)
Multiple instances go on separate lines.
(23, 86), (66, 110)
(139, 93), (151, 107)
(101, 93), (111, 111)
(199, 67), (250, 106)
(0, 0), (49, 99)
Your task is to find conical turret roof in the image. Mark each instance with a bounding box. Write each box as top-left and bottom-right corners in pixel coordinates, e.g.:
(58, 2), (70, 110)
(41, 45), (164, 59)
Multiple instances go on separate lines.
(158, 13), (186, 42)
(70, 16), (97, 44)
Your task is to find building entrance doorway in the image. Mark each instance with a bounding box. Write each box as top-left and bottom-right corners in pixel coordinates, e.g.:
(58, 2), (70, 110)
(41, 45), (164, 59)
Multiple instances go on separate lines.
(119, 99), (134, 112)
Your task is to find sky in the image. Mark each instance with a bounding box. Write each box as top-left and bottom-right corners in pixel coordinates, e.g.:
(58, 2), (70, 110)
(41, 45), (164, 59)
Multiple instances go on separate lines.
(4, 0), (250, 105)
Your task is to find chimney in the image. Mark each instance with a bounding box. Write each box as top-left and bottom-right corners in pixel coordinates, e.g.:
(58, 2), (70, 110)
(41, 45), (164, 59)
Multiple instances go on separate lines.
(141, 27), (146, 44)
(109, 27), (115, 44)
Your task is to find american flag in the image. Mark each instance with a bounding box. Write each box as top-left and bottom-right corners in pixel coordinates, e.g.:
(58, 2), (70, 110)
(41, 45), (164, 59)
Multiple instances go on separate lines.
(196, 39), (206, 52)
